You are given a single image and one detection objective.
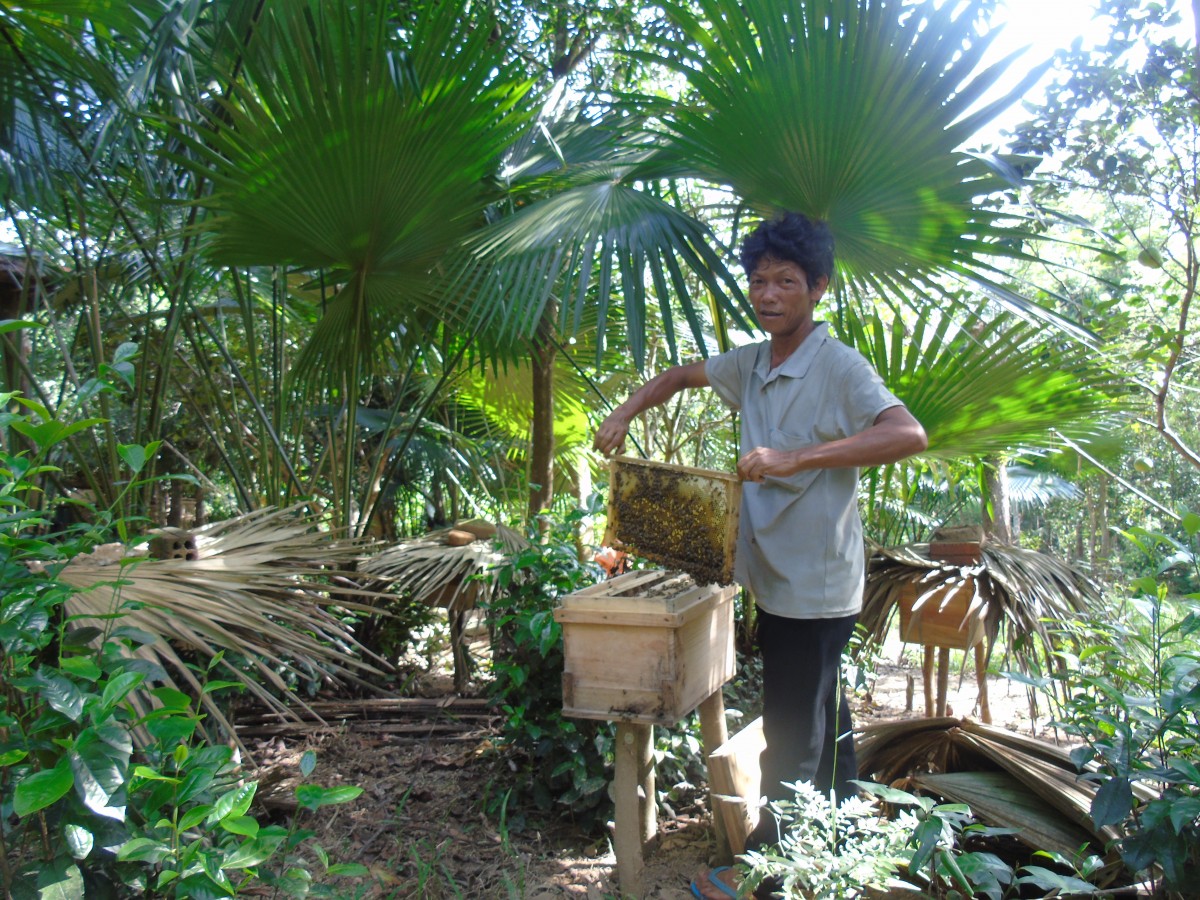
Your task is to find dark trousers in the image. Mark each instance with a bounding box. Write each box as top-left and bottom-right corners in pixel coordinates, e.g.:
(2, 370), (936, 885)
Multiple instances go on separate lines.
(745, 609), (859, 851)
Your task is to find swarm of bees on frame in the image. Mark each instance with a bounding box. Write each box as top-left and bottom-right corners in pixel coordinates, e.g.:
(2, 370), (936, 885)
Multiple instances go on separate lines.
(605, 460), (737, 586)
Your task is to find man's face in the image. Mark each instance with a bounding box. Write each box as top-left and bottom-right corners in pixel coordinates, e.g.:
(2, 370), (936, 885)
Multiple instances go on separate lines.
(748, 257), (829, 343)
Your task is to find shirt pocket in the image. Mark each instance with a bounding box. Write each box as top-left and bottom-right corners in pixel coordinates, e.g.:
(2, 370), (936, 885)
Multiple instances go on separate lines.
(766, 428), (821, 495)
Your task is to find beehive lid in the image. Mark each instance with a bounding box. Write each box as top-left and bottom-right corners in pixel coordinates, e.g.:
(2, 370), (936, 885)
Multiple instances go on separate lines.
(602, 456), (740, 586)
(558, 569), (727, 619)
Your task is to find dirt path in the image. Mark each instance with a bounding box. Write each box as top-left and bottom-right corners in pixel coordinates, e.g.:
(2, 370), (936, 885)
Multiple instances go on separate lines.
(246, 658), (1060, 898)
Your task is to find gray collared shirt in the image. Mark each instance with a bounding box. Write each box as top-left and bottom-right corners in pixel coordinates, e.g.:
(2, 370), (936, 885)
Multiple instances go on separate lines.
(705, 323), (903, 619)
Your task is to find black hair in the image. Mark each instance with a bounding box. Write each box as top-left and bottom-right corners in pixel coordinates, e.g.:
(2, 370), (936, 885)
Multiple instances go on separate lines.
(739, 212), (835, 286)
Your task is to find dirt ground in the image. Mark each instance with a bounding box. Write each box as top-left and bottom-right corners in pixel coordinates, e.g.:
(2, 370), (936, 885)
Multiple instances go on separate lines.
(243, 641), (1058, 900)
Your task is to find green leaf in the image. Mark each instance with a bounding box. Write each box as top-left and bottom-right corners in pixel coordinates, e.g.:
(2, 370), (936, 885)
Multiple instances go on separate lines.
(69, 736), (127, 820)
(33, 859), (84, 900)
(1092, 776), (1134, 829)
(131, 764), (179, 784)
(220, 834), (285, 870)
(294, 784), (363, 811)
(58, 657), (101, 681)
(200, 680), (245, 695)
(0, 319), (42, 336)
(33, 670), (86, 721)
(109, 625), (159, 646)
(220, 815), (259, 837)
(116, 443), (148, 474)
(116, 837), (172, 864)
(178, 804), (214, 831)
(99, 671), (145, 711)
(150, 686), (193, 711)
(209, 782), (257, 824)
(326, 862), (370, 877)
(61, 626), (103, 647)
(1182, 512), (1200, 538)
(0, 748), (28, 767)
(908, 817), (943, 873)
(63, 823), (94, 860)
(1168, 797), (1200, 832)
(14, 759), (74, 816)
(299, 750), (317, 778)
(155, 870), (180, 890)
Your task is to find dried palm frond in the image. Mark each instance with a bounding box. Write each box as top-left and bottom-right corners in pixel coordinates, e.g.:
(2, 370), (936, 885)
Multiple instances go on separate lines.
(858, 717), (1143, 878)
(50, 506), (391, 751)
(360, 519), (528, 613)
(859, 541), (1101, 679)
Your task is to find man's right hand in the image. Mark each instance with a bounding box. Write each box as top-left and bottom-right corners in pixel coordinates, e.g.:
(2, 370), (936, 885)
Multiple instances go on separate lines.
(593, 410), (631, 457)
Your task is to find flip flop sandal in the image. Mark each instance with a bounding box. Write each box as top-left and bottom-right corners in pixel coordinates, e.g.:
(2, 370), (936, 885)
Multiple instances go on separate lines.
(690, 865), (739, 898)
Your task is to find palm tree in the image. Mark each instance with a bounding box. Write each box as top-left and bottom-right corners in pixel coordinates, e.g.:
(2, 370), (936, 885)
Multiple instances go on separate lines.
(471, 0), (1121, 512)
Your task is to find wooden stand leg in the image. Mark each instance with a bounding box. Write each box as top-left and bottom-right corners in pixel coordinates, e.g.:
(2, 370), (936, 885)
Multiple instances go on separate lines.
(615, 722), (653, 898)
(698, 690), (732, 864)
(638, 724), (656, 845)
(974, 643), (992, 725)
(936, 647), (951, 717)
(922, 646), (935, 717)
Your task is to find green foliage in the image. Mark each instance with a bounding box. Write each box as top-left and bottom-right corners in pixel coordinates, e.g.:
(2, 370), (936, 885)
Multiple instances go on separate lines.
(741, 782), (916, 898)
(484, 501), (614, 831)
(1, 395), (366, 896)
(743, 780), (1104, 899)
(118, 741), (366, 898)
(1045, 514), (1200, 895)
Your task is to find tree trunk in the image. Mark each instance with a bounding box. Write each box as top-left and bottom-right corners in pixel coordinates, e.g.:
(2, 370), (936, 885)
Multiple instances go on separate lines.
(982, 457), (1012, 543)
(527, 304), (557, 522)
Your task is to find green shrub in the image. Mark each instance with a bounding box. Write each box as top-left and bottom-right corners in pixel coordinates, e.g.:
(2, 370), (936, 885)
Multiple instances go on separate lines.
(1, 386), (366, 896)
(743, 781), (1103, 899)
(484, 501), (615, 832)
(1044, 513), (1200, 896)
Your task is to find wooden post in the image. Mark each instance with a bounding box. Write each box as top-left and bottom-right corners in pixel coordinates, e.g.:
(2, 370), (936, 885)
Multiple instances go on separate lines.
(936, 647), (951, 716)
(922, 645), (935, 717)
(638, 724), (656, 845)
(974, 643), (992, 724)
(698, 689), (732, 864)
(615, 721), (653, 898)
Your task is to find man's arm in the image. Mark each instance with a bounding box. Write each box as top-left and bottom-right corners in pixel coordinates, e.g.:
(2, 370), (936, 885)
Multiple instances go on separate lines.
(737, 405), (927, 482)
(593, 360), (710, 456)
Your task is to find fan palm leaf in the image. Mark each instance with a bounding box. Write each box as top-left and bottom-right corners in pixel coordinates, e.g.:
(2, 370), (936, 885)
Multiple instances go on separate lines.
(649, 0), (1061, 313)
(843, 307), (1128, 460)
(466, 112), (753, 367)
(51, 506), (390, 750)
(178, 0), (538, 395)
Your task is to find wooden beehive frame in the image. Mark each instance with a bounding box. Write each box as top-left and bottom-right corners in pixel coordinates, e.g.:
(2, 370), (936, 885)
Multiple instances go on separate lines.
(603, 456), (741, 586)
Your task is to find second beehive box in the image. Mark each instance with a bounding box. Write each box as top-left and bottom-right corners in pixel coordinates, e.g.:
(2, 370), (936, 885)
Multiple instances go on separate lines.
(555, 570), (737, 725)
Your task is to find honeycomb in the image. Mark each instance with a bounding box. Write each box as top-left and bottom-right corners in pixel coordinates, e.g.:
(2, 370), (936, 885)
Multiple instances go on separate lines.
(603, 456), (740, 586)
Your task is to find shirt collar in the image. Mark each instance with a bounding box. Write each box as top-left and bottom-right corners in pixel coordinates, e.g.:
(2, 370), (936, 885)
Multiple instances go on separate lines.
(755, 322), (830, 384)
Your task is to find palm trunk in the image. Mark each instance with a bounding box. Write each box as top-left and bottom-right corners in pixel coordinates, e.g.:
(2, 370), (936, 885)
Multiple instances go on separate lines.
(527, 304), (557, 522)
(982, 456), (1012, 543)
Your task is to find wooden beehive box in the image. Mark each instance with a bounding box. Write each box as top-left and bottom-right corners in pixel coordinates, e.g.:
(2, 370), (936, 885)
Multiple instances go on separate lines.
(555, 570), (737, 725)
(603, 456), (741, 586)
(897, 578), (985, 650)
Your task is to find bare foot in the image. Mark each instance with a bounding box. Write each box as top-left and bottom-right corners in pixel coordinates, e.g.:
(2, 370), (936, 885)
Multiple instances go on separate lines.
(691, 865), (740, 898)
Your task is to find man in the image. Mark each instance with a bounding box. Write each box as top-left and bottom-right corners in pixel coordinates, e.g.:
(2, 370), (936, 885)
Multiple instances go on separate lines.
(592, 212), (927, 899)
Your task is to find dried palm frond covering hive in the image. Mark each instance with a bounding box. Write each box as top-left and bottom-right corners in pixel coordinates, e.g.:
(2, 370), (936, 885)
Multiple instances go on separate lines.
(603, 456), (740, 586)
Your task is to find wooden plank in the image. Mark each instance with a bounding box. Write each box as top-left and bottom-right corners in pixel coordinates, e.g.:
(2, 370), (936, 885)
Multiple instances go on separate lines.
(708, 717), (765, 857)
